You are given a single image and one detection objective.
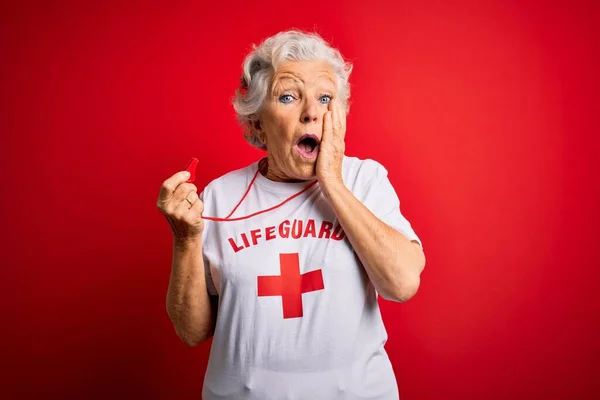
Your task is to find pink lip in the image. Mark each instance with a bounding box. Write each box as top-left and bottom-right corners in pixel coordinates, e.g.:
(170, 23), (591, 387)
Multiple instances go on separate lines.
(295, 133), (320, 159)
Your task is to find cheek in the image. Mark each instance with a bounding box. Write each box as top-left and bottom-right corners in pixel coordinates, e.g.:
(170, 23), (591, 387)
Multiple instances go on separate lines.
(263, 108), (298, 148)
(274, 117), (297, 142)
(278, 111), (296, 129)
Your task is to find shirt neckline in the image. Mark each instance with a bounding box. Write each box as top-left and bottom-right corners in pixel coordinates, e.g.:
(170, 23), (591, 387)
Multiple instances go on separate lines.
(252, 158), (318, 195)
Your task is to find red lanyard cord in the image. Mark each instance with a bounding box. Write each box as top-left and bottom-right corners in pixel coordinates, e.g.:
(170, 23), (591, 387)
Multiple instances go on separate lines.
(201, 167), (319, 223)
(222, 165), (261, 220)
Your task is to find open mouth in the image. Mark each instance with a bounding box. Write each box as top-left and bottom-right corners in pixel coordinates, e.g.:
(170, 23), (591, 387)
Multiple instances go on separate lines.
(295, 134), (320, 159)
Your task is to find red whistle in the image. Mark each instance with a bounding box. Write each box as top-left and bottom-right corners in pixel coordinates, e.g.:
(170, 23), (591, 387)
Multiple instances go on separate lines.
(184, 157), (199, 182)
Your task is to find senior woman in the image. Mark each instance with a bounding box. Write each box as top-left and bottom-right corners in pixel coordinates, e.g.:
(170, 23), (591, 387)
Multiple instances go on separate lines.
(157, 29), (425, 399)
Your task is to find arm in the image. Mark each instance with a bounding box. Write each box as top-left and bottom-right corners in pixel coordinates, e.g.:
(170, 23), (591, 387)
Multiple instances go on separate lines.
(317, 98), (425, 302)
(321, 181), (426, 302)
(166, 237), (218, 346)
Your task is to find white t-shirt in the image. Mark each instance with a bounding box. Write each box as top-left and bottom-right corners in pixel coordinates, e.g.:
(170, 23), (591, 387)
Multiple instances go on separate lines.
(199, 155), (422, 400)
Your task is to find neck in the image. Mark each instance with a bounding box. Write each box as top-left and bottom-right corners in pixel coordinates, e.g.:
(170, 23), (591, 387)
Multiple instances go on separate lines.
(259, 157), (304, 183)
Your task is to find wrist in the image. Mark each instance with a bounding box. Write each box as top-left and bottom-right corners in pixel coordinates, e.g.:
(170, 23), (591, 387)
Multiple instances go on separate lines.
(173, 235), (203, 251)
(319, 176), (345, 198)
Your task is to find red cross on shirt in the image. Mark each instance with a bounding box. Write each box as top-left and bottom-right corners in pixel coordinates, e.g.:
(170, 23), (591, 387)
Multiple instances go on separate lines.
(257, 253), (324, 319)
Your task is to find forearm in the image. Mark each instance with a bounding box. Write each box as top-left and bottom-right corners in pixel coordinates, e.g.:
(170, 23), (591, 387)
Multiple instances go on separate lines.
(166, 238), (216, 346)
(321, 181), (425, 302)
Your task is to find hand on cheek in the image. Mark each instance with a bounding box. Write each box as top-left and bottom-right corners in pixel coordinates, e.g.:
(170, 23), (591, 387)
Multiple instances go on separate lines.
(317, 98), (346, 185)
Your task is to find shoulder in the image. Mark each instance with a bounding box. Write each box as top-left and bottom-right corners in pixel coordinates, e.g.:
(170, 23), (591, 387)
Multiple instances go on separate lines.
(342, 155), (389, 188)
(200, 161), (256, 202)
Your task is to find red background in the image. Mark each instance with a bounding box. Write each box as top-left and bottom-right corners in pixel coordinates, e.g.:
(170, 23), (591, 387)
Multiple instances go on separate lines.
(2, 0), (599, 398)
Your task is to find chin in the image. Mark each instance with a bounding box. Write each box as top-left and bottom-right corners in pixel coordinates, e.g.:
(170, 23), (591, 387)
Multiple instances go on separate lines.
(297, 164), (317, 180)
(289, 153), (317, 180)
(288, 162), (315, 181)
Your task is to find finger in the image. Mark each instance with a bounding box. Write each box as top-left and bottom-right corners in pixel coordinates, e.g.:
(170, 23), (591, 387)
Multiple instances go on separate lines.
(332, 98), (344, 137)
(331, 98), (339, 134)
(323, 109), (332, 141)
(190, 195), (204, 215)
(162, 183), (198, 215)
(183, 190), (199, 209)
(173, 183), (198, 203)
(159, 171), (192, 201)
(337, 99), (347, 139)
(183, 194), (205, 224)
(329, 98), (345, 141)
(338, 99), (346, 128)
(175, 190), (198, 216)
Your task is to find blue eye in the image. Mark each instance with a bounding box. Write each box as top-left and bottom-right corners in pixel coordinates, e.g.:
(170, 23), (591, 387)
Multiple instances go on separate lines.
(320, 95), (332, 104)
(279, 94), (294, 103)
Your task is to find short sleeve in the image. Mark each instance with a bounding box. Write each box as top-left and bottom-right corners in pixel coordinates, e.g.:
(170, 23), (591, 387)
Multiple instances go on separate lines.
(199, 189), (219, 297)
(203, 254), (219, 296)
(360, 161), (423, 249)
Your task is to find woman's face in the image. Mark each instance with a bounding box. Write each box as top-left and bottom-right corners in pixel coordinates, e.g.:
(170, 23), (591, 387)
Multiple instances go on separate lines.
(256, 60), (338, 182)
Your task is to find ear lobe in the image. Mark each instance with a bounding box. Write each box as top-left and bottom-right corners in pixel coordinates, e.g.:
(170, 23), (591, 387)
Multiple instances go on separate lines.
(254, 120), (267, 145)
(258, 132), (267, 145)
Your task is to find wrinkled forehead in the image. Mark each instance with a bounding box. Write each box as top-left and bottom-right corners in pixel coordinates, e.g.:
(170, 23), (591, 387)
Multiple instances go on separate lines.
(271, 60), (337, 89)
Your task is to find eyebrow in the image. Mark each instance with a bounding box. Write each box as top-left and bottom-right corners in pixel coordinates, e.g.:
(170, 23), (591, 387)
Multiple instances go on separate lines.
(272, 76), (335, 94)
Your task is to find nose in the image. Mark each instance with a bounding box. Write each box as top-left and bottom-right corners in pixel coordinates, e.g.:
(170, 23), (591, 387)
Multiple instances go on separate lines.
(300, 99), (319, 123)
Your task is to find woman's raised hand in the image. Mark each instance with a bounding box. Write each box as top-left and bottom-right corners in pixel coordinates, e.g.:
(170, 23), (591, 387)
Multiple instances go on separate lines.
(157, 170), (204, 245)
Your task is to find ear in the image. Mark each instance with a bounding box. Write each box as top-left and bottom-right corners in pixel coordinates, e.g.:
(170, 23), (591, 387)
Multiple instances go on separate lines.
(254, 120), (267, 145)
(253, 119), (262, 132)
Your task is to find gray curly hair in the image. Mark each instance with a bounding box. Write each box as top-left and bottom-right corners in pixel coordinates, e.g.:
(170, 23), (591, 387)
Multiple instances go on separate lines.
(232, 29), (354, 150)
